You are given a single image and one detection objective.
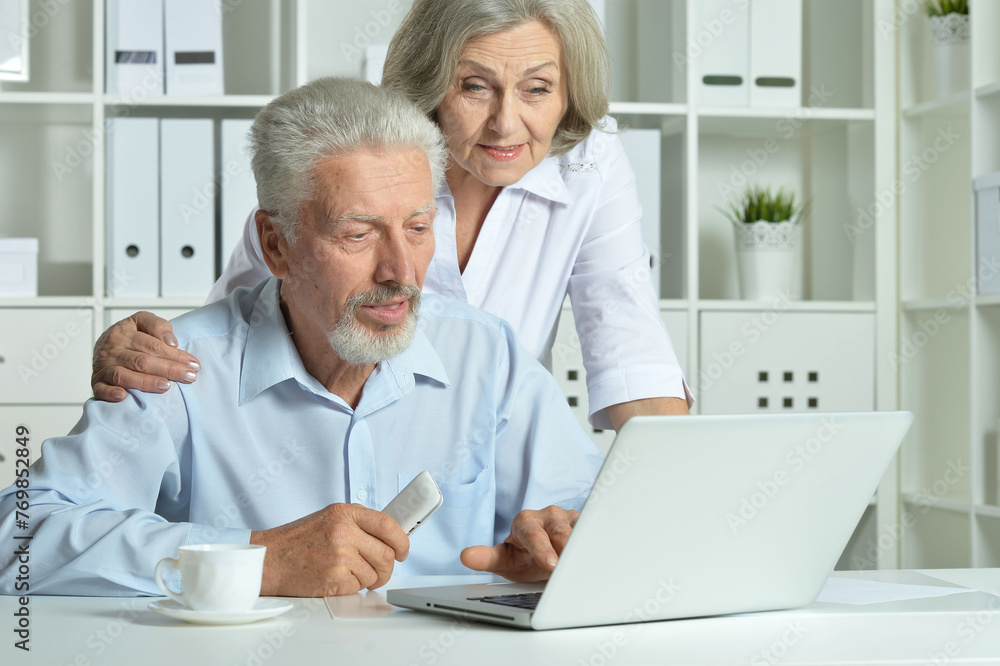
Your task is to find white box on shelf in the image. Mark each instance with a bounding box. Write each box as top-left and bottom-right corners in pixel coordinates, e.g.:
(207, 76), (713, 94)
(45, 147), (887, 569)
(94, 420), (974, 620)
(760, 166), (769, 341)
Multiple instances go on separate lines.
(107, 117), (160, 297)
(164, 0), (223, 96)
(220, 119), (256, 270)
(0, 238), (38, 297)
(697, 311), (874, 415)
(160, 118), (215, 298)
(976, 172), (1000, 295)
(749, 0), (802, 107)
(696, 0), (749, 106)
(105, 0), (164, 95)
(618, 128), (661, 299)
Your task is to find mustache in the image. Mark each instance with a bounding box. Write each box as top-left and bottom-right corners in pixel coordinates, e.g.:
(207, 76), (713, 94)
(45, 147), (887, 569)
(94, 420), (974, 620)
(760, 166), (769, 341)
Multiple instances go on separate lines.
(346, 284), (421, 308)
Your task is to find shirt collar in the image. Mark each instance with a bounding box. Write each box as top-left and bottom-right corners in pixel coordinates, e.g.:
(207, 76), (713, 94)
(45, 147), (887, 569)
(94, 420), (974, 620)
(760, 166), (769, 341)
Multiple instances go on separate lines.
(239, 278), (451, 405)
(240, 277), (296, 405)
(511, 155), (571, 204)
(435, 155), (571, 205)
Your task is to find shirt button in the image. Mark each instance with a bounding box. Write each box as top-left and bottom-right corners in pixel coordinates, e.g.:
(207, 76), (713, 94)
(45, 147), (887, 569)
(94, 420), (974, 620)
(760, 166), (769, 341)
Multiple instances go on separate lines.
(356, 488), (367, 501)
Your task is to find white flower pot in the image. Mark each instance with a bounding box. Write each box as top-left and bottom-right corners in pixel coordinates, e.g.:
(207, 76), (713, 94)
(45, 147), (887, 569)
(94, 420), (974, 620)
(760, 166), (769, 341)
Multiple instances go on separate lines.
(734, 220), (801, 301)
(930, 13), (970, 98)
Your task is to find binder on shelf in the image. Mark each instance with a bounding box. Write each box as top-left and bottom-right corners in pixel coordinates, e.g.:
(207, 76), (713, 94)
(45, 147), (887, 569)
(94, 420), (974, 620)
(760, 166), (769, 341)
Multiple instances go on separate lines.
(749, 0), (802, 108)
(105, 0), (164, 95)
(696, 0), (749, 106)
(220, 118), (256, 270)
(618, 128), (661, 299)
(164, 0), (223, 96)
(160, 119), (215, 298)
(107, 118), (160, 297)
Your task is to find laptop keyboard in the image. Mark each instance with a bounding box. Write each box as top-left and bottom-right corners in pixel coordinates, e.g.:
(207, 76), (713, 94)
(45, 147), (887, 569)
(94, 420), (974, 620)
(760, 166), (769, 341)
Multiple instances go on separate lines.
(467, 592), (542, 610)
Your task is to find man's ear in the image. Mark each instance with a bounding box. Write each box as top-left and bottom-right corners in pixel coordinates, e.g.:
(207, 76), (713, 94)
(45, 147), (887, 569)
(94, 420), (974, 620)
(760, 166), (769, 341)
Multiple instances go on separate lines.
(257, 210), (289, 279)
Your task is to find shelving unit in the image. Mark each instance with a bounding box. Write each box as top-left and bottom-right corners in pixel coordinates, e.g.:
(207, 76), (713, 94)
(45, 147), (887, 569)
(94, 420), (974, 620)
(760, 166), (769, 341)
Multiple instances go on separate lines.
(553, 0), (898, 569)
(898, 0), (1000, 569)
(1, 0), (901, 567)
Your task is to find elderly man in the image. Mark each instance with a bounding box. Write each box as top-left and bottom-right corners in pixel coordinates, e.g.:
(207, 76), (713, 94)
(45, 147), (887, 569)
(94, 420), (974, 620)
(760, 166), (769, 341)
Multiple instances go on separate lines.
(0, 78), (603, 598)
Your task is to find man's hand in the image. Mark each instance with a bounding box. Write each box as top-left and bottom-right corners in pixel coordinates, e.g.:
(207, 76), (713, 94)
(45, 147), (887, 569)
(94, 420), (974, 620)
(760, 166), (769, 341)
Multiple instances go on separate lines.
(91, 312), (201, 402)
(250, 503), (410, 597)
(460, 506), (578, 582)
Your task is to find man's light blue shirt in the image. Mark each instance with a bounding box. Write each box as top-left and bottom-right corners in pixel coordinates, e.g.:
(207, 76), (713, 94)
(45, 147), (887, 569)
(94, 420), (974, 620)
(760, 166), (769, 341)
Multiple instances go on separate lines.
(0, 278), (604, 596)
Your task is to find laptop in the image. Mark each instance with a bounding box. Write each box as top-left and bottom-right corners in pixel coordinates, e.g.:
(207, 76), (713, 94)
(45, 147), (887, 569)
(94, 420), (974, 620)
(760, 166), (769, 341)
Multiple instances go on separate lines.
(387, 411), (913, 630)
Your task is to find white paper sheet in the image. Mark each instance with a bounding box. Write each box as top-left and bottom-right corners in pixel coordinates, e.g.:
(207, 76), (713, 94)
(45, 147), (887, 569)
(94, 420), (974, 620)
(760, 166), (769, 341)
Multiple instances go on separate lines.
(817, 576), (971, 606)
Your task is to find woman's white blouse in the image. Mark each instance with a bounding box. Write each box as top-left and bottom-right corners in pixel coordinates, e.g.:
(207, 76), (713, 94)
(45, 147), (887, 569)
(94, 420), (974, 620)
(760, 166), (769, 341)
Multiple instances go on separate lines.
(207, 117), (691, 428)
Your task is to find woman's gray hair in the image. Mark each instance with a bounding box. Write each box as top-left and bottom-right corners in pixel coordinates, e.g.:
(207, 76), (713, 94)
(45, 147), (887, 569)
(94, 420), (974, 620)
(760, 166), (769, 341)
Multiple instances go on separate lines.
(249, 76), (448, 241)
(382, 0), (610, 156)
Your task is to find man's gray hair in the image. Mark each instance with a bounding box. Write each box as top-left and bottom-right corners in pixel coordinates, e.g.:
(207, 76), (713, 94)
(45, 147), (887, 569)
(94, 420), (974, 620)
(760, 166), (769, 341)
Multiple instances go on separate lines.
(248, 77), (448, 241)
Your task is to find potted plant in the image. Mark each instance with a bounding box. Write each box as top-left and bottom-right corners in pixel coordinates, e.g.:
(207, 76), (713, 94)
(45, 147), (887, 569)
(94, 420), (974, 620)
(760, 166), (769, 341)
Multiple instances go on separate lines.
(925, 0), (969, 98)
(722, 185), (807, 301)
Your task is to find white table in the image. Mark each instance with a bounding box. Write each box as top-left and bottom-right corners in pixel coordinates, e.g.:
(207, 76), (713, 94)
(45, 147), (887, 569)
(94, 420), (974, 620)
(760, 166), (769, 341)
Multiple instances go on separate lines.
(4, 569), (1000, 665)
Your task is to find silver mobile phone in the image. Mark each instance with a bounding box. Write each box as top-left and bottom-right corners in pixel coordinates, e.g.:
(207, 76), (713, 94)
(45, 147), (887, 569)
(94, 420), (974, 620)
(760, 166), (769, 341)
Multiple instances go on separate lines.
(381, 471), (443, 536)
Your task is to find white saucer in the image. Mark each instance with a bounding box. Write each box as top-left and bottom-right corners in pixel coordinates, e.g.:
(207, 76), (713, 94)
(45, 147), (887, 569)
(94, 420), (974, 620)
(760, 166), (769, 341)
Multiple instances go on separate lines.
(148, 598), (294, 625)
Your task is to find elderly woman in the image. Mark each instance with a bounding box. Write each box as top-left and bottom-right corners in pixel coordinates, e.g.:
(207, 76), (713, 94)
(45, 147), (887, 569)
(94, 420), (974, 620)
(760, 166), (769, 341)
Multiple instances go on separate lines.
(92, 0), (692, 430)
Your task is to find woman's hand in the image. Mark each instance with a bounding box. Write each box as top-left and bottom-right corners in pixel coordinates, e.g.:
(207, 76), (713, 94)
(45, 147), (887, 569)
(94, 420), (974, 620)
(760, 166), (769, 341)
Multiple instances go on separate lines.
(91, 312), (201, 402)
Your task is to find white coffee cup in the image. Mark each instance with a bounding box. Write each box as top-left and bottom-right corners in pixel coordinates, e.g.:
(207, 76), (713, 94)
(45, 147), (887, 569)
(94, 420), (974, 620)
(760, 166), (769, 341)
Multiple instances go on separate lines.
(154, 544), (266, 612)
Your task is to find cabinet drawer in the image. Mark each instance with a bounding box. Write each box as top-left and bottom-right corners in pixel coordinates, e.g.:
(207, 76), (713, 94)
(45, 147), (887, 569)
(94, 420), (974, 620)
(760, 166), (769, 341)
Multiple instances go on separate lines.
(0, 308), (93, 404)
(698, 311), (874, 415)
(0, 406), (84, 489)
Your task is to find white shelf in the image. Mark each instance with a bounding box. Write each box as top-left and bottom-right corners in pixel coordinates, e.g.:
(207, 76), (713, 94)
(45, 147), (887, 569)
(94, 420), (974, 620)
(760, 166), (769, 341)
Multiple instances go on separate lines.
(103, 95), (274, 108)
(975, 504), (1000, 520)
(609, 102), (687, 116)
(697, 106), (874, 121)
(902, 298), (968, 312)
(696, 300), (875, 313)
(902, 495), (971, 515)
(0, 92), (94, 105)
(0, 297), (96, 308)
(901, 92), (969, 119)
(104, 298), (206, 310)
(697, 107), (874, 138)
(975, 81), (1000, 100)
(975, 294), (1000, 308)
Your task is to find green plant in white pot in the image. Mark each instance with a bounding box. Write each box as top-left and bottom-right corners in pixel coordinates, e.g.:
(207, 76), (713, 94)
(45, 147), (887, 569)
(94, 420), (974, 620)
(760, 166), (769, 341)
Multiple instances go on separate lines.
(723, 185), (807, 301)
(925, 0), (969, 98)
